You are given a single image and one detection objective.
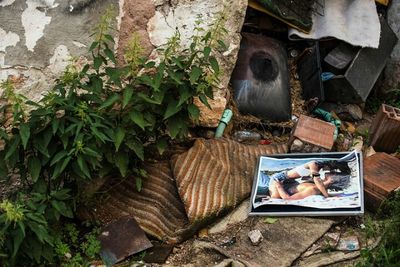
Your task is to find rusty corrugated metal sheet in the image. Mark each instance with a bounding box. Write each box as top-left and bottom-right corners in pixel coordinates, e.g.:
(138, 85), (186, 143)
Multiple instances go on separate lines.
(171, 138), (288, 223)
(79, 162), (189, 243)
(369, 104), (400, 153)
(292, 115), (335, 150)
(364, 152), (400, 211)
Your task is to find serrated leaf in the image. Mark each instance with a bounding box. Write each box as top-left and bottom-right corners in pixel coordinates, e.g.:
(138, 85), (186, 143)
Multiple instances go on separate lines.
(167, 69), (183, 85)
(77, 155), (91, 179)
(122, 87), (134, 109)
(188, 103), (200, 120)
(135, 177), (142, 192)
(114, 127), (126, 152)
(12, 229), (24, 258)
(199, 94), (211, 109)
(189, 66), (202, 85)
(104, 34), (115, 43)
(5, 135), (20, 160)
(177, 87), (192, 107)
(20, 123), (30, 149)
(203, 46), (211, 59)
(264, 217), (278, 224)
(115, 152), (129, 177)
(50, 150), (68, 166)
(90, 75), (103, 93)
(138, 92), (162, 105)
(83, 147), (100, 158)
(99, 94), (119, 109)
(156, 138), (167, 155)
(129, 111), (146, 130)
(89, 41), (99, 52)
(167, 117), (183, 139)
(209, 56), (219, 73)
(126, 139), (144, 161)
(51, 200), (73, 218)
(104, 47), (116, 64)
(51, 119), (59, 135)
(94, 56), (103, 70)
(27, 157), (41, 183)
(164, 100), (182, 120)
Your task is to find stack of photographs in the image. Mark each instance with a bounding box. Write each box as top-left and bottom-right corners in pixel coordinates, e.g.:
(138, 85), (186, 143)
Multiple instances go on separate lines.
(249, 151), (364, 216)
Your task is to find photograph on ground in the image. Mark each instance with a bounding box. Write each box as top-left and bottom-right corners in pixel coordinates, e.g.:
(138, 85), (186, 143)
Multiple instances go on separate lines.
(250, 151), (363, 216)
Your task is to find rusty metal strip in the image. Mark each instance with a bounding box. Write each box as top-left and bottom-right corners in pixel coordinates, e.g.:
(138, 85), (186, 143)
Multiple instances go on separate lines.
(171, 138), (288, 223)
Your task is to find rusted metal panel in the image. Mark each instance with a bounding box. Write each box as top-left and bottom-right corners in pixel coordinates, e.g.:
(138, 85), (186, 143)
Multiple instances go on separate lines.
(98, 217), (153, 265)
(369, 104), (400, 153)
(171, 138), (288, 223)
(78, 162), (190, 243)
(292, 115), (335, 150)
(363, 152), (400, 211)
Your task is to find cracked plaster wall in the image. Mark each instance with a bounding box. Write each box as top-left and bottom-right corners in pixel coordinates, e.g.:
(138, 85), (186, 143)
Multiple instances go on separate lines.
(385, 0), (400, 90)
(0, 0), (118, 102)
(1, 0), (247, 126)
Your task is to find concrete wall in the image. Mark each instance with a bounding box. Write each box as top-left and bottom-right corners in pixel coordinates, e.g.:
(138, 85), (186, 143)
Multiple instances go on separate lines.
(385, 0), (400, 90)
(0, 0), (247, 126)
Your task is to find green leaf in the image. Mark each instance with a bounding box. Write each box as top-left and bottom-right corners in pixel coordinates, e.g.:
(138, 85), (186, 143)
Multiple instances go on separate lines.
(12, 229), (24, 258)
(264, 217), (278, 224)
(217, 39), (228, 51)
(188, 104), (200, 120)
(135, 177), (142, 192)
(91, 126), (112, 142)
(199, 94), (211, 109)
(89, 41), (99, 52)
(99, 94), (120, 110)
(164, 100), (182, 120)
(77, 155), (91, 179)
(93, 56), (103, 70)
(90, 75), (103, 93)
(167, 69), (183, 85)
(114, 127), (126, 152)
(129, 111), (146, 130)
(20, 123), (30, 149)
(51, 200), (73, 218)
(0, 155), (8, 178)
(203, 46), (211, 59)
(104, 34), (115, 43)
(156, 138), (167, 155)
(50, 150), (68, 166)
(178, 86), (192, 107)
(27, 157), (41, 183)
(104, 47), (116, 64)
(137, 92), (162, 105)
(167, 117), (184, 139)
(82, 147), (100, 158)
(126, 139), (144, 161)
(0, 128), (8, 140)
(51, 119), (59, 135)
(115, 152), (129, 177)
(50, 189), (71, 200)
(5, 135), (20, 160)
(122, 87), (134, 109)
(189, 66), (202, 85)
(209, 56), (219, 73)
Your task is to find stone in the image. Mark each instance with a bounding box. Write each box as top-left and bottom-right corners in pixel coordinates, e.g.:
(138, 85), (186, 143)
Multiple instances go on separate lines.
(209, 200), (249, 234)
(336, 104), (363, 121)
(193, 96), (227, 128)
(198, 228), (209, 238)
(290, 139), (304, 152)
(248, 230), (263, 245)
(146, 0), (247, 127)
(336, 236), (360, 251)
(365, 146), (376, 157)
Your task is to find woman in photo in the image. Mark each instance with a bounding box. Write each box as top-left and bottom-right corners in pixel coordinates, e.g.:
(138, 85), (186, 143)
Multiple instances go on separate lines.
(256, 160), (351, 198)
(269, 171), (351, 200)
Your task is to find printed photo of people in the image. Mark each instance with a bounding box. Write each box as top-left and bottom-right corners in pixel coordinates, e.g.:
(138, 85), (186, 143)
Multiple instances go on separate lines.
(252, 151), (361, 210)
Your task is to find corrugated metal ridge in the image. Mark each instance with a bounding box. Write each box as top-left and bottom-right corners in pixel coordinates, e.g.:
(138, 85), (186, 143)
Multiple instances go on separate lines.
(79, 162), (189, 243)
(171, 138), (288, 223)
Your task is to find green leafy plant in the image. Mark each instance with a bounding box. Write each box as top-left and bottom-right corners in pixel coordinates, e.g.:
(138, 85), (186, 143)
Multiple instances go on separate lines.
(356, 192), (400, 267)
(0, 8), (228, 266)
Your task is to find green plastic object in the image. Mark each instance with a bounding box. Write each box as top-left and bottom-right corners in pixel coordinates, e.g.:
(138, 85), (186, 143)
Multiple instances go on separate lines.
(313, 108), (341, 140)
(215, 109), (233, 138)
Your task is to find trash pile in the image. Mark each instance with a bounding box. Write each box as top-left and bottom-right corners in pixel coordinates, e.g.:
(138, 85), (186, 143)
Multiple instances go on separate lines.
(84, 0), (400, 265)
